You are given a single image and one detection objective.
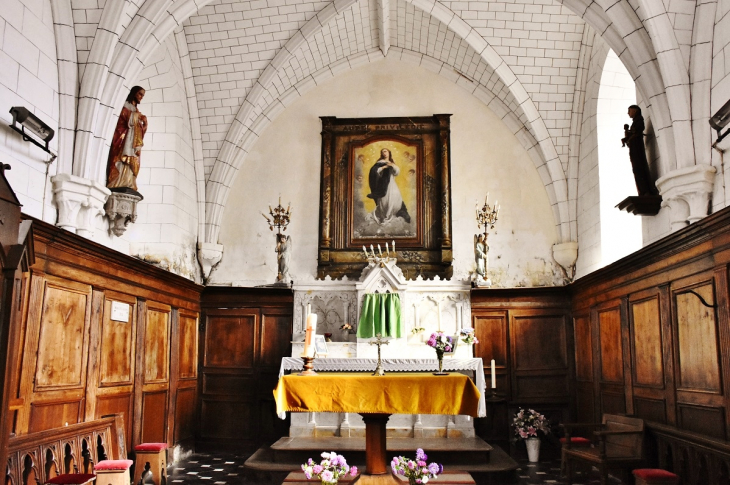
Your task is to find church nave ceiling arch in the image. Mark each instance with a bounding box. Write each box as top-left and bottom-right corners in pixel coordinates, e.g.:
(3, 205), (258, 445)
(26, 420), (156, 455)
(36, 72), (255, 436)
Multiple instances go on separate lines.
(201, 0), (571, 246)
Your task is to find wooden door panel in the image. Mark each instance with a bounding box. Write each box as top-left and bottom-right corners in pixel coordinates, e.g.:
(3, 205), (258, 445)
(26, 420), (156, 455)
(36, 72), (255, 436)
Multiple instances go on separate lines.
(100, 298), (136, 386)
(144, 307), (170, 384)
(95, 393), (133, 451)
(573, 314), (592, 382)
(141, 391), (168, 443)
(174, 388), (196, 442)
(29, 401), (82, 432)
(35, 284), (91, 390)
(204, 315), (256, 369)
(674, 284), (721, 393)
(178, 314), (198, 379)
(472, 312), (507, 364)
(260, 313), (291, 367)
(631, 297), (664, 388)
(598, 307), (623, 383)
(511, 314), (567, 370)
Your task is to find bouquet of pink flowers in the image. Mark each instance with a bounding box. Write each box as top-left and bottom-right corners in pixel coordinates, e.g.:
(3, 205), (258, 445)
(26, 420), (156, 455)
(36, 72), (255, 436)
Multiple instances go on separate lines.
(391, 448), (442, 484)
(512, 408), (550, 440)
(301, 452), (357, 483)
(426, 331), (454, 353)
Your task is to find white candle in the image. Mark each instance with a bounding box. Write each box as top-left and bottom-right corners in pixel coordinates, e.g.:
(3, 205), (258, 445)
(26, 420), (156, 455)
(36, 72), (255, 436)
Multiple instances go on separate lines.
(378, 244), (382, 256)
(307, 303), (311, 316)
(363, 245), (369, 258)
(491, 359), (496, 389)
(392, 240), (395, 254)
(385, 242), (389, 255)
(370, 244), (375, 256)
(437, 301), (441, 331)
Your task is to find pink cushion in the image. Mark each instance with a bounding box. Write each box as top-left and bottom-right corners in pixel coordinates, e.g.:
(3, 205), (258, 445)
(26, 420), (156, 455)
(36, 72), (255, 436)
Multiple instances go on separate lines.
(134, 442), (168, 452)
(560, 437), (591, 446)
(46, 474), (96, 485)
(95, 459), (134, 471)
(633, 469), (679, 481)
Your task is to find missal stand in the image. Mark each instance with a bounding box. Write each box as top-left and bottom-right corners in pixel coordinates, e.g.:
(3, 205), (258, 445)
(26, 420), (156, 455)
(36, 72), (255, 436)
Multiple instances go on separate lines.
(273, 373), (481, 484)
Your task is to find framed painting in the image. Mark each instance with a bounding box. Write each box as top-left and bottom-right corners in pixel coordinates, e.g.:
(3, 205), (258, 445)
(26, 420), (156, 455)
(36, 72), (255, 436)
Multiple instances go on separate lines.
(317, 115), (453, 280)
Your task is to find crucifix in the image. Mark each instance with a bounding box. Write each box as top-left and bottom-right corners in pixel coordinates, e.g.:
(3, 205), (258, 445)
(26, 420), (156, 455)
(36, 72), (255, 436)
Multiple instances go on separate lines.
(369, 333), (389, 376)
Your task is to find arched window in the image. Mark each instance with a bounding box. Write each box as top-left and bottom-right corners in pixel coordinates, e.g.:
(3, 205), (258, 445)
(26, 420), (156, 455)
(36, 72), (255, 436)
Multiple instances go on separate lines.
(597, 49), (642, 266)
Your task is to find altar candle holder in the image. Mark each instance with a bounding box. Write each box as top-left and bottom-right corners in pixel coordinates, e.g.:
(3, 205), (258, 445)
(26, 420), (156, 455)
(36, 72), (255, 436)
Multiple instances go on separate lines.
(298, 356), (317, 376)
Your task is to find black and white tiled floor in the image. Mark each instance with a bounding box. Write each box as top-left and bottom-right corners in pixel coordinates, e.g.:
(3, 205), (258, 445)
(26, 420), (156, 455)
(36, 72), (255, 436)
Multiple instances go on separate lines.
(166, 454), (626, 485)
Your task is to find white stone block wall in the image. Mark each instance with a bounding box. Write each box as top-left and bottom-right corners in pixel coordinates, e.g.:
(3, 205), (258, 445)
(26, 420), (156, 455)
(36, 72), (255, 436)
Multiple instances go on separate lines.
(89, 33), (201, 281)
(574, 36), (608, 280)
(0, 0), (59, 221)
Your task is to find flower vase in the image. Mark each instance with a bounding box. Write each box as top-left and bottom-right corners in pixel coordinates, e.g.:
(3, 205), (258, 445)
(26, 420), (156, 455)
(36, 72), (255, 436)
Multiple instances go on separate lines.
(525, 437), (540, 462)
(321, 481), (337, 485)
(433, 349), (448, 375)
(408, 478), (418, 485)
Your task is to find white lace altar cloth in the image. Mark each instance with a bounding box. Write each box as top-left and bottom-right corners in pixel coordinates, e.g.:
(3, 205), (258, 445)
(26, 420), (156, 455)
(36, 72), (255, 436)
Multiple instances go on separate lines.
(277, 357), (486, 418)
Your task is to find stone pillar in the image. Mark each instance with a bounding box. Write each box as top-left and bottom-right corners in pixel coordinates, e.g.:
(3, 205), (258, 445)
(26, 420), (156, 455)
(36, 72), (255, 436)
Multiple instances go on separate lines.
(656, 165), (717, 231)
(52, 173), (110, 237)
(197, 242), (224, 279)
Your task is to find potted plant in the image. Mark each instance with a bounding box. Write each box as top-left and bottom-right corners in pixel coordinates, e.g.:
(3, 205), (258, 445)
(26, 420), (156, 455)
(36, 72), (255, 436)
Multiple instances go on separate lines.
(301, 452), (358, 484)
(459, 327), (479, 345)
(513, 408), (550, 462)
(391, 448), (443, 484)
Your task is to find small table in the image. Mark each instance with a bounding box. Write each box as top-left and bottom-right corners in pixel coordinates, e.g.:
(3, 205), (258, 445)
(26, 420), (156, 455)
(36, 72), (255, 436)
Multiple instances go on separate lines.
(274, 372), (480, 484)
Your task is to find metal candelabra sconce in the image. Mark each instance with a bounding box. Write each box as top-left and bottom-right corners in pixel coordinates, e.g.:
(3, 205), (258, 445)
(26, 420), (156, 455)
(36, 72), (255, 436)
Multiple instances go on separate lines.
(262, 196), (293, 283)
(474, 193), (500, 287)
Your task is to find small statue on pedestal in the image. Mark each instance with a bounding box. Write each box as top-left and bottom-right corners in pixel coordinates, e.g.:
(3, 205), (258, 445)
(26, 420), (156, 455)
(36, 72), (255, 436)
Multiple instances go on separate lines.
(474, 194), (499, 287)
(276, 233), (291, 283)
(621, 105), (658, 197)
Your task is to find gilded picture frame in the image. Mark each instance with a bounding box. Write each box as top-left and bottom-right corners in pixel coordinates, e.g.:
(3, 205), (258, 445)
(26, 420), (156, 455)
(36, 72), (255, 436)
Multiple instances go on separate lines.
(317, 115), (453, 280)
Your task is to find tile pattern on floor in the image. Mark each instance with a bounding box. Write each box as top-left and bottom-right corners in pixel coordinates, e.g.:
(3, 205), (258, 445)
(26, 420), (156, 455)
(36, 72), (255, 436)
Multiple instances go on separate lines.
(166, 454), (626, 485)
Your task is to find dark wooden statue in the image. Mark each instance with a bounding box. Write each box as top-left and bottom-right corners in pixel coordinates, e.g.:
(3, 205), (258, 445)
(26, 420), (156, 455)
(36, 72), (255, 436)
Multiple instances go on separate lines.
(621, 105), (657, 197)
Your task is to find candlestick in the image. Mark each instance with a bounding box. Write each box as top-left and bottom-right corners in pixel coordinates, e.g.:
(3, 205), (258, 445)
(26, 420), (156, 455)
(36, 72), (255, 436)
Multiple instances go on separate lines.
(491, 359), (496, 389)
(385, 242), (389, 257)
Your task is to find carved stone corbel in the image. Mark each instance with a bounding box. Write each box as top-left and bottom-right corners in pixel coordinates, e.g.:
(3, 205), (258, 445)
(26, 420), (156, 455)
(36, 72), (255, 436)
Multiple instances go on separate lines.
(553, 241), (578, 281)
(105, 190), (143, 237)
(197, 242), (224, 279)
(656, 165), (716, 231)
(52, 173), (110, 237)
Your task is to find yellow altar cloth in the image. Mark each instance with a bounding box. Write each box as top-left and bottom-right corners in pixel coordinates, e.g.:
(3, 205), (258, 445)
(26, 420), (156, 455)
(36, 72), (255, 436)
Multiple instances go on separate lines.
(273, 372), (480, 417)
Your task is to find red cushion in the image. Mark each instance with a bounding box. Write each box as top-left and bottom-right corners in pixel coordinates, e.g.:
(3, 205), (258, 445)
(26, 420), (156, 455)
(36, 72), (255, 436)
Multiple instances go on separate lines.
(134, 442), (168, 452)
(45, 474), (96, 485)
(560, 437), (591, 446)
(633, 469), (679, 481)
(95, 459), (134, 471)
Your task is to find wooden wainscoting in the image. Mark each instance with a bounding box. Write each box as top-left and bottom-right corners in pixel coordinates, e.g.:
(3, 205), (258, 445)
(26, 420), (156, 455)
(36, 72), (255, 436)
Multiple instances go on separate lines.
(571, 206), (730, 442)
(8, 217), (202, 455)
(470, 287), (572, 442)
(199, 288), (293, 453)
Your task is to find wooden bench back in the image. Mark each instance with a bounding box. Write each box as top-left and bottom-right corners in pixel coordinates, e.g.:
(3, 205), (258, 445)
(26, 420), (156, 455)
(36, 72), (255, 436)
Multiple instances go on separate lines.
(5, 414), (126, 485)
(602, 413), (644, 459)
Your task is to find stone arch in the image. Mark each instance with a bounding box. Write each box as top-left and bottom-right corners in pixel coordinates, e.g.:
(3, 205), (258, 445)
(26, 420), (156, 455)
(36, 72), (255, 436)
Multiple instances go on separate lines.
(203, 0), (570, 244)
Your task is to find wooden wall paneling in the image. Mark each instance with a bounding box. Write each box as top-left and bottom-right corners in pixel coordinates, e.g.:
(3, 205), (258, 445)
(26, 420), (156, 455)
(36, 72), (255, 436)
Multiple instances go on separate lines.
(170, 309), (199, 448)
(593, 302), (626, 415)
(628, 288), (668, 423)
(659, 284), (677, 426)
(257, 307), (292, 445)
(85, 290), (137, 451)
(4, 268), (31, 441)
(19, 275), (93, 434)
(133, 300), (172, 446)
(509, 310), (569, 403)
(714, 265), (730, 441)
(620, 296), (635, 416)
(198, 308), (259, 451)
(472, 311), (509, 395)
(573, 312), (594, 423)
(671, 275), (727, 438)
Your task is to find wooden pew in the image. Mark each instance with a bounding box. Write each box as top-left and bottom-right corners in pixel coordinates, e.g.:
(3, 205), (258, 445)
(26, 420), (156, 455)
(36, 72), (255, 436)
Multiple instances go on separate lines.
(5, 415), (127, 485)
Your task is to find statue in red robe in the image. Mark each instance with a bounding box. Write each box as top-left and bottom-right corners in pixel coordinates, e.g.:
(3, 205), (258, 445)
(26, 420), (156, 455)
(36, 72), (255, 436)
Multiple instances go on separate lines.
(106, 86), (147, 193)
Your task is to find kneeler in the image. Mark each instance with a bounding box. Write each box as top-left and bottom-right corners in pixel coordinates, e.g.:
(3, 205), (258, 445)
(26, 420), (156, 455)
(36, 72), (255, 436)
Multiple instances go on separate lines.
(95, 459), (134, 485)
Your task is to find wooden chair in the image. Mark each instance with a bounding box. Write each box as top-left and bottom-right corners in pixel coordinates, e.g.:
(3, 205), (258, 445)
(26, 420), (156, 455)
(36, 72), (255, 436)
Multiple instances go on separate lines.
(562, 414), (645, 485)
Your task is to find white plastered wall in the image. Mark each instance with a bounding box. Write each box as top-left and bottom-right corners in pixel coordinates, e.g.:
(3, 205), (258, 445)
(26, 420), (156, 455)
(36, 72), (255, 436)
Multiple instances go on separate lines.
(210, 56), (563, 287)
(0, 0), (59, 220)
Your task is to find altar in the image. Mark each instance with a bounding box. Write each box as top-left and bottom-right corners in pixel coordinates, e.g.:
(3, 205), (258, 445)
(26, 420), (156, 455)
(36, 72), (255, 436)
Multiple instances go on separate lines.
(284, 258), (484, 439)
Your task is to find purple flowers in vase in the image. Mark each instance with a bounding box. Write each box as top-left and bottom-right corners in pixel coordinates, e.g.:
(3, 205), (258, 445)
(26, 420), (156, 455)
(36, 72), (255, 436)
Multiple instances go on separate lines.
(301, 452), (357, 483)
(391, 448), (443, 484)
